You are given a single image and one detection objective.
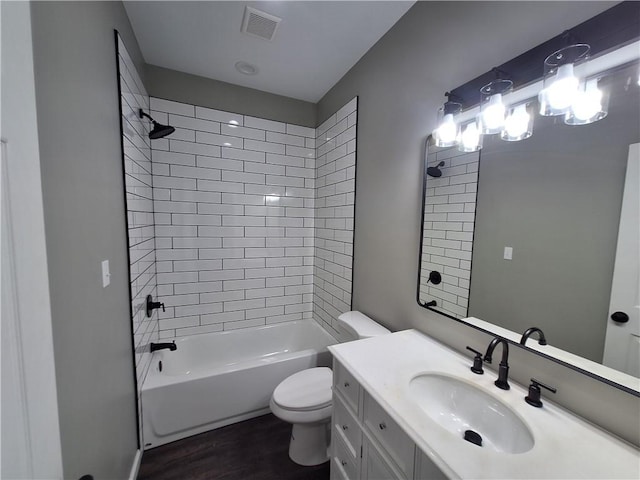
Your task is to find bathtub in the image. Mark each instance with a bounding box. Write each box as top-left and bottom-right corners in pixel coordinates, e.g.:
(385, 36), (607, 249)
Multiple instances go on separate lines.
(141, 319), (337, 448)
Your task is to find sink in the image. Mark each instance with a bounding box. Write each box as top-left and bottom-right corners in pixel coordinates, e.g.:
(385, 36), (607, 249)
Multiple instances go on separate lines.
(409, 373), (534, 454)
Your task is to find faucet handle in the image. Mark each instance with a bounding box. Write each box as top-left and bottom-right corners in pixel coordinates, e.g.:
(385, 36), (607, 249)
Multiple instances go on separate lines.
(525, 378), (557, 408)
(465, 346), (484, 375)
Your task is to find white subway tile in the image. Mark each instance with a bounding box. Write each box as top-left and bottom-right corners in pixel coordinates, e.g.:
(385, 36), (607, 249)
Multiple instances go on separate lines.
(221, 124), (265, 140)
(286, 124), (315, 138)
(201, 310), (245, 325)
(197, 179), (244, 193)
(222, 147), (265, 162)
(169, 114), (221, 134)
(244, 139), (285, 155)
(196, 131), (243, 149)
(170, 139), (221, 158)
(171, 189), (222, 203)
(195, 106), (243, 125)
(171, 214), (221, 226)
(196, 156), (244, 172)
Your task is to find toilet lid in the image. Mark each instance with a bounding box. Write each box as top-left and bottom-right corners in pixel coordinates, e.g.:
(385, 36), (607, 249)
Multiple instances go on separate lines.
(272, 367), (333, 411)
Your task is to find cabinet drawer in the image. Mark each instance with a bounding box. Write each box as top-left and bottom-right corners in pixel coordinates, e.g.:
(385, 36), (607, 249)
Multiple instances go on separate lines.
(333, 393), (362, 456)
(364, 437), (404, 480)
(363, 392), (415, 479)
(334, 361), (360, 415)
(331, 427), (359, 480)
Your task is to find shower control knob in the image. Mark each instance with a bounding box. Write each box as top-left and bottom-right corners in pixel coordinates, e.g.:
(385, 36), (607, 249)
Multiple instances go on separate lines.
(611, 311), (629, 323)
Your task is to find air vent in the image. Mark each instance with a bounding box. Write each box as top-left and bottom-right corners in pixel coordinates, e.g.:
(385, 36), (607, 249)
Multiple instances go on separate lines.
(241, 6), (281, 41)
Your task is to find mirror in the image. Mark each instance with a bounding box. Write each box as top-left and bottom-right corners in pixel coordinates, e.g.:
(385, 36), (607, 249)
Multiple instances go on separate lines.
(419, 61), (640, 392)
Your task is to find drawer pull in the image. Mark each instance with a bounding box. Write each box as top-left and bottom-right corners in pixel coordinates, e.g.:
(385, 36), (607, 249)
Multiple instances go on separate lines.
(379, 422), (387, 430)
(342, 424), (348, 431)
(341, 460), (347, 466)
(344, 382), (350, 388)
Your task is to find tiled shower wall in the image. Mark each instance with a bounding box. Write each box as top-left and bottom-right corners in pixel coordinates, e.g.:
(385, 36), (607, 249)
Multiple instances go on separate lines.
(117, 36), (158, 404)
(149, 98), (318, 337)
(312, 98), (358, 338)
(419, 145), (478, 318)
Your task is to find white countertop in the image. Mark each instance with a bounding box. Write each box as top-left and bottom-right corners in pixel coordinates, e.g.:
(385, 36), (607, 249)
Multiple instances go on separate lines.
(329, 329), (640, 479)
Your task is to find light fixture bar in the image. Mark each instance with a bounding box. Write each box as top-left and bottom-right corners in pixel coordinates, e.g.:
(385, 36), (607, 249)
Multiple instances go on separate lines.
(453, 40), (640, 125)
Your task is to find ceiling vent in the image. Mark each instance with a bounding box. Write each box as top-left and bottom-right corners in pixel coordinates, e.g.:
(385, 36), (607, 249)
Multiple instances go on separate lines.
(241, 6), (281, 41)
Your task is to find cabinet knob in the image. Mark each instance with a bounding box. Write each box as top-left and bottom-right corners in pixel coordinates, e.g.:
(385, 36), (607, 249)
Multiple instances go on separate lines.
(341, 460), (347, 466)
(342, 425), (348, 430)
(379, 422), (386, 430)
(344, 382), (350, 388)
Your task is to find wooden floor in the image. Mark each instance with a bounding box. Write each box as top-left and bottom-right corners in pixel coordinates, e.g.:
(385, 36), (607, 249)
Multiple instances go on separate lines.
(137, 414), (330, 480)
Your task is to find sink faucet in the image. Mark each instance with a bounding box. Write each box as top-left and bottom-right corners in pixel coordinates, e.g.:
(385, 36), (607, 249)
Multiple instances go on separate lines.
(150, 341), (177, 353)
(520, 327), (547, 346)
(483, 337), (510, 390)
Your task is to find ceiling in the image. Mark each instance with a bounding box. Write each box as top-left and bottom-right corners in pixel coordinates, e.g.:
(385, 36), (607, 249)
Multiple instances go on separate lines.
(124, 1), (415, 103)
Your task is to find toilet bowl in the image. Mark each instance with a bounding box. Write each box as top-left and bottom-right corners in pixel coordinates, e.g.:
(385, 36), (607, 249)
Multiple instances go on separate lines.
(270, 311), (390, 466)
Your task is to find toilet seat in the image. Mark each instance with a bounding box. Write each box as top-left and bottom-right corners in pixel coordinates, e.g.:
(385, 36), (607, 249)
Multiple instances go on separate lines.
(272, 367), (332, 411)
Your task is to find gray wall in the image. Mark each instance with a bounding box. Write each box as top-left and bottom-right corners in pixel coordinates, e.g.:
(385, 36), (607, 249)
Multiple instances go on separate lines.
(145, 64), (317, 127)
(470, 81), (640, 362)
(31, 1), (144, 478)
(317, 1), (640, 445)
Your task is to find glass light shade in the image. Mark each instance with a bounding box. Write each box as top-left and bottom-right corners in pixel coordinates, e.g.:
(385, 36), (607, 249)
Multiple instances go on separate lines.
(501, 104), (533, 141)
(564, 78), (609, 125)
(479, 79), (512, 134)
(458, 121), (483, 152)
(539, 63), (580, 116)
(433, 102), (461, 147)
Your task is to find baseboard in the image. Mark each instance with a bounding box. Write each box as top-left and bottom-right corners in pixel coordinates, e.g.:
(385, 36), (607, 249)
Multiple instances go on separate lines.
(128, 449), (142, 480)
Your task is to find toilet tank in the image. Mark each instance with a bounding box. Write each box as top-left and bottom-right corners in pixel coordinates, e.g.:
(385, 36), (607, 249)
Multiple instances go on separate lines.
(336, 311), (390, 341)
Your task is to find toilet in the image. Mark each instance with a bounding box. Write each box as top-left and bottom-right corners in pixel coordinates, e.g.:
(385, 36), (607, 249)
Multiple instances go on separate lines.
(269, 311), (390, 466)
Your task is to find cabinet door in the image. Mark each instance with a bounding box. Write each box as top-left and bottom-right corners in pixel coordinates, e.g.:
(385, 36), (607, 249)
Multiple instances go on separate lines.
(363, 436), (404, 480)
(415, 449), (448, 480)
(363, 392), (415, 479)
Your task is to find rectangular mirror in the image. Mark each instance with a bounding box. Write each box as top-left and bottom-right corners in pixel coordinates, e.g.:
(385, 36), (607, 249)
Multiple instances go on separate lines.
(419, 60), (640, 393)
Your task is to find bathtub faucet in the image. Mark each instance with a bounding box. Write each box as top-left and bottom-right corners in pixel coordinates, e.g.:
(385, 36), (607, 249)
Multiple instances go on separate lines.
(150, 341), (177, 353)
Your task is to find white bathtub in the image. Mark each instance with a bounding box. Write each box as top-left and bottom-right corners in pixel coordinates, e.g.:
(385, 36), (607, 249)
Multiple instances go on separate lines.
(141, 320), (337, 448)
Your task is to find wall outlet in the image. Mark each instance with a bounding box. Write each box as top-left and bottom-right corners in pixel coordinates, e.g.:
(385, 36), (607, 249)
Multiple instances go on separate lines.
(101, 260), (111, 287)
(503, 246), (513, 260)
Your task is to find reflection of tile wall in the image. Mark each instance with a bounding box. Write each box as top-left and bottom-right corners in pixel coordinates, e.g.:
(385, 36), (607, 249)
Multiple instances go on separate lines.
(312, 98), (358, 339)
(117, 35), (158, 426)
(149, 98), (317, 337)
(420, 145), (479, 318)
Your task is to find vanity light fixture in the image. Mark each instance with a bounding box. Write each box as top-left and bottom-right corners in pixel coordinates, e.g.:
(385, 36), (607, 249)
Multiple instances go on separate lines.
(433, 93), (462, 148)
(564, 77), (608, 125)
(479, 79), (512, 134)
(501, 103), (534, 141)
(458, 120), (483, 152)
(539, 44), (590, 116)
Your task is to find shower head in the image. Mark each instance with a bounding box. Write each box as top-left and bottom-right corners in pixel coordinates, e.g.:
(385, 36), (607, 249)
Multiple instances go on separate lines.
(139, 109), (175, 139)
(427, 161), (445, 178)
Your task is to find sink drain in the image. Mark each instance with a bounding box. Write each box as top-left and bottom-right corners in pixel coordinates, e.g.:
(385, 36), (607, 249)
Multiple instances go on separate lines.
(464, 429), (483, 447)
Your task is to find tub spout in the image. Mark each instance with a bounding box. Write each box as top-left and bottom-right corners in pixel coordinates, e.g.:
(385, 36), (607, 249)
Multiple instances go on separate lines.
(150, 341), (177, 353)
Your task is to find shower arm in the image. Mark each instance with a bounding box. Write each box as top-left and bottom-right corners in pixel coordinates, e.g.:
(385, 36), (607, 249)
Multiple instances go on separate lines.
(139, 109), (155, 122)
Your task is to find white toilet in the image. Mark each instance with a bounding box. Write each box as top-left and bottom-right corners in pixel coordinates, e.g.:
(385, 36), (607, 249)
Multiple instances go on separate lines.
(269, 311), (390, 466)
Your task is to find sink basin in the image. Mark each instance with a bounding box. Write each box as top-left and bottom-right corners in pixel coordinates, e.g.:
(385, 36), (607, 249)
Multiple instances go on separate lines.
(409, 373), (534, 454)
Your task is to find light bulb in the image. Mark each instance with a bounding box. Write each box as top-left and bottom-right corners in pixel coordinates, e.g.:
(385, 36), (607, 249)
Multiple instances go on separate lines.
(481, 93), (506, 134)
(434, 113), (458, 147)
(502, 104), (533, 141)
(565, 78), (608, 125)
(540, 64), (579, 115)
(459, 122), (482, 152)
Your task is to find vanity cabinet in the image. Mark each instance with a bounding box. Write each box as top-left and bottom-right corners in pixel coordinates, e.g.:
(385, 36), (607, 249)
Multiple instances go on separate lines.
(330, 360), (446, 480)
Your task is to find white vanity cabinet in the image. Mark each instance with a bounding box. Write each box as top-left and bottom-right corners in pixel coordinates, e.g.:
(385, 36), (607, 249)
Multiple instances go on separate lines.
(330, 359), (446, 480)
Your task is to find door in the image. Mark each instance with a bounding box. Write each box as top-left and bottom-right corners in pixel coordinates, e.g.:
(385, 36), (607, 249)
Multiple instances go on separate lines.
(602, 143), (640, 377)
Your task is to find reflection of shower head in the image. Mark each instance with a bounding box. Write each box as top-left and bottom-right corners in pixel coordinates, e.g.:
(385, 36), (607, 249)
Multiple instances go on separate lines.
(427, 161), (445, 178)
(139, 109), (175, 139)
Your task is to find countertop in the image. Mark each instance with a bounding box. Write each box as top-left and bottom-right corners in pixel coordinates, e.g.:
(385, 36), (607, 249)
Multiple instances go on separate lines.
(329, 329), (640, 479)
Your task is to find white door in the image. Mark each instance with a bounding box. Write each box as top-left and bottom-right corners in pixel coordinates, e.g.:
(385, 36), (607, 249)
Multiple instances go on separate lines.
(602, 143), (640, 377)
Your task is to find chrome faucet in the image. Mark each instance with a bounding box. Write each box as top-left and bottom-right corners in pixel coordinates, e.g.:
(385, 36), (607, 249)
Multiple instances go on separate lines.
(484, 337), (510, 390)
(520, 327), (547, 346)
